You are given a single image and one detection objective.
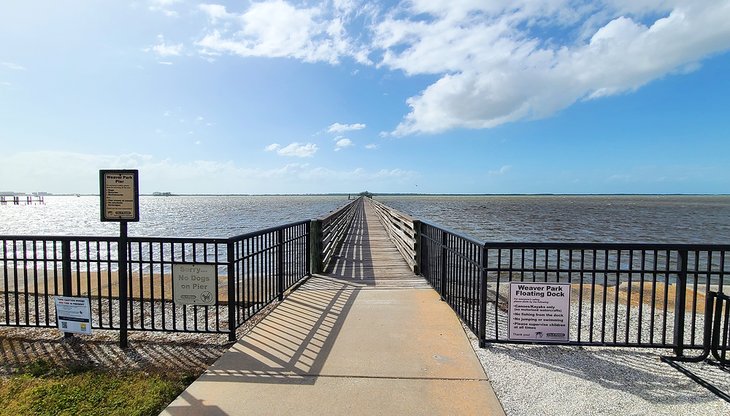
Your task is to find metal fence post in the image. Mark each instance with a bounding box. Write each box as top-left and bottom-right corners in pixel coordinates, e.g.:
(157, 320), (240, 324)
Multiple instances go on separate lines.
(305, 223), (311, 277)
(277, 228), (285, 301)
(118, 222), (129, 349)
(673, 249), (688, 357)
(227, 240), (237, 342)
(441, 231), (448, 301)
(61, 239), (73, 339)
(479, 244), (488, 348)
(310, 220), (322, 274)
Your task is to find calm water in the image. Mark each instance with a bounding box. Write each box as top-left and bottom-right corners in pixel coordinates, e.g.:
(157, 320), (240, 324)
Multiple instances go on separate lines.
(378, 195), (730, 244)
(2, 195), (730, 244)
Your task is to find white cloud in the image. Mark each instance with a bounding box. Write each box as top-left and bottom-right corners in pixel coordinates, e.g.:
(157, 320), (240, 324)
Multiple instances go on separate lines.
(327, 122), (366, 133)
(0, 81), (11, 87)
(158, 61), (174, 65)
(199, 3), (233, 23)
(1, 62), (26, 71)
(365, 143), (378, 150)
(191, 1), (730, 135)
(0, 150), (415, 194)
(195, 0), (369, 64)
(379, 1), (730, 135)
(488, 165), (512, 176)
(149, 0), (180, 17)
(266, 142), (318, 157)
(334, 138), (353, 151)
(146, 35), (184, 58)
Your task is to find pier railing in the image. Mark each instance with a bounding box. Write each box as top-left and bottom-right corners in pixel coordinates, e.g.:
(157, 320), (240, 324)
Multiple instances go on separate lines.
(371, 198), (730, 356)
(1, 220), (311, 346)
(313, 197), (362, 272)
(369, 198), (418, 272)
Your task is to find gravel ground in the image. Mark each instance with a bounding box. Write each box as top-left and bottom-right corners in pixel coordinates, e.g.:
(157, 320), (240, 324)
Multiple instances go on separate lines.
(463, 306), (730, 415)
(2, 288), (727, 416)
(0, 301), (277, 377)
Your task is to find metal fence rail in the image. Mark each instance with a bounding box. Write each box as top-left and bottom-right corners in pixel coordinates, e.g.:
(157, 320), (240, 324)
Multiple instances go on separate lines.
(710, 292), (730, 363)
(419, 222), (485, 338)
(0, 219), (311, 346)
(228, 221), (310, 332)
(369, 198), (730, 354)
(418, 220), (730, 351)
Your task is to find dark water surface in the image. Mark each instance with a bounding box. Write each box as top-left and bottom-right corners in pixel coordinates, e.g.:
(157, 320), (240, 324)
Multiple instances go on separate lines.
(377, 195), (730, 244)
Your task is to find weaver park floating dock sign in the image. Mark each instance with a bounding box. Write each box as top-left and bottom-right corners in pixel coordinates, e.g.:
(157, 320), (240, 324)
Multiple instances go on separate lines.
(99, 169), (139, 222)
(55, 296), (92, 335)
(509, 282), (571, 342)
(173, 264), (216, 306)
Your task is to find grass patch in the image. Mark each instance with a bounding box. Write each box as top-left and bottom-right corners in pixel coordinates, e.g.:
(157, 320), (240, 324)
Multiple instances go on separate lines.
(0, 360), (196, 416)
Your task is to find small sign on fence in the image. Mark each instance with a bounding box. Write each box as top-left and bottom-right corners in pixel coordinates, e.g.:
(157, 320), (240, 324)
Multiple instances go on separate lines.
(55, 296), (92, 335)
(173, 263), (216, 306)
(508, 282), (571, 342)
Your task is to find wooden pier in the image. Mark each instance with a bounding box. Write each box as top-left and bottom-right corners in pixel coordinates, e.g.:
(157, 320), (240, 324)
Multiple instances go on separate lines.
(0, 195), (45, 205)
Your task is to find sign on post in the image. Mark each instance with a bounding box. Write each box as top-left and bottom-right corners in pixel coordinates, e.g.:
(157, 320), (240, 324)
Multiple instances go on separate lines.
(509, 282), (571, 342)
(173, 264), (216, 306)
(99, 170), (139, 222)
(55, 296), (92, 335)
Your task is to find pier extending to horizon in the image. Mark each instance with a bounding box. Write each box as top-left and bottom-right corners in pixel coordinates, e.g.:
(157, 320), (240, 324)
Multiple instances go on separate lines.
(1, 195), (728, 410)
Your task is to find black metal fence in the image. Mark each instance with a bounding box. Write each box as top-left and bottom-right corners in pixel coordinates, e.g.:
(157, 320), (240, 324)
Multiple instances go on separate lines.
(418, 219), (730, 354)
(0, 219), (311, 346)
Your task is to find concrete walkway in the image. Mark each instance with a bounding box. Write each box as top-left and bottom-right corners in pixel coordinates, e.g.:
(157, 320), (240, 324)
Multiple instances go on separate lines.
(161, 200), (505, 415)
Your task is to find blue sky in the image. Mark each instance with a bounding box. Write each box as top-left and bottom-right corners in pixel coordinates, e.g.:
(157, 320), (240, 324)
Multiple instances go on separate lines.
(1, 0), (729, 194)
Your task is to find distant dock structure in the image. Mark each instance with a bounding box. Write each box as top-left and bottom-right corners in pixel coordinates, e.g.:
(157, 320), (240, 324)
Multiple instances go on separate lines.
(0, 193), (46, 205)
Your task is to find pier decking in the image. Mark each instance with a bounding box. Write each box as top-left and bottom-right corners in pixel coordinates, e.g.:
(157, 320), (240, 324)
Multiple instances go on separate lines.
(161, 199), (505, 415)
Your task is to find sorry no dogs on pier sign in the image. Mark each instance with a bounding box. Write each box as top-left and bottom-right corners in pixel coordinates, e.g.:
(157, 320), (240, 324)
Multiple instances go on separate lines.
(173, 264), (216, 306)
(508, 282), (571, 342)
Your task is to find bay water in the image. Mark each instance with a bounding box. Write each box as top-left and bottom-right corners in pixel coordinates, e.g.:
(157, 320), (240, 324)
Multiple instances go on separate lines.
(1, 195), (729, 244)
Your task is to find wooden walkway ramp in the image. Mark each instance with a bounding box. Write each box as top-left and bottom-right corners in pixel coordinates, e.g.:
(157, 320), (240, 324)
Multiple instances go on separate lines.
(311, 198), (430, 289)
(162, 199), (504, 416)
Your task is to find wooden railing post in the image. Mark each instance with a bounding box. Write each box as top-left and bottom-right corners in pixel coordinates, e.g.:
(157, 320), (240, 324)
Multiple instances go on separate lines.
(413, 220), (421, 275)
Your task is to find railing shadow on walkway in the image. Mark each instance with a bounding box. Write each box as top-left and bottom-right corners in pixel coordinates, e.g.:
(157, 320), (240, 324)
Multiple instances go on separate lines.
(181, 204), (374, 386)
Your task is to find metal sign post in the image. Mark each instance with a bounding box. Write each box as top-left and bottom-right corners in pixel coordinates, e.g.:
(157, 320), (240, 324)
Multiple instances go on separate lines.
(99, 169), (140, 349)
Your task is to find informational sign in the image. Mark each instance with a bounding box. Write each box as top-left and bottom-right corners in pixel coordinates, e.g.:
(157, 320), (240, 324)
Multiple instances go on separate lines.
(55, 296), (92, 335)
(99, 170), (139, 222)
(509, 282), (571, 342)
(173, 263), (216, 306)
